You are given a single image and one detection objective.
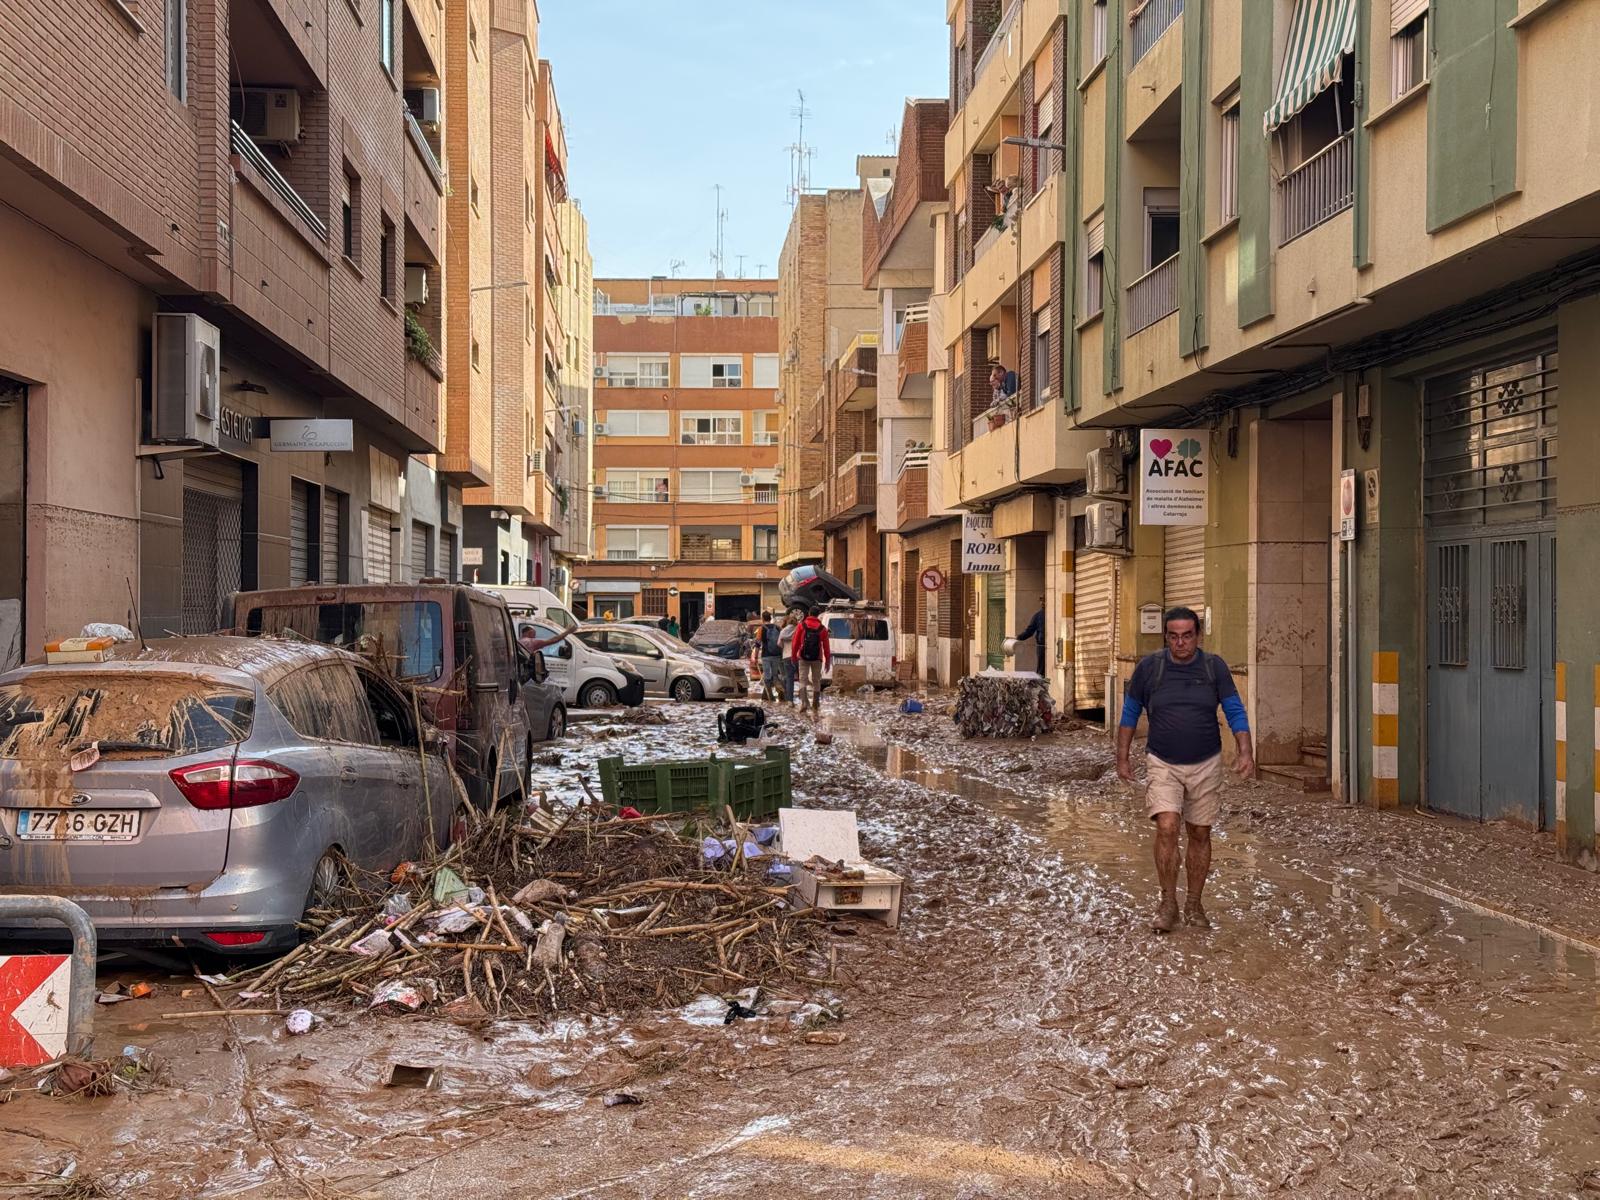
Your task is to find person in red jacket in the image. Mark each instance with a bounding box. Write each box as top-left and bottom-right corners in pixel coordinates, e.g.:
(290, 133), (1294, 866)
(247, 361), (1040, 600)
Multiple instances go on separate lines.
(791, 604), (832, 714)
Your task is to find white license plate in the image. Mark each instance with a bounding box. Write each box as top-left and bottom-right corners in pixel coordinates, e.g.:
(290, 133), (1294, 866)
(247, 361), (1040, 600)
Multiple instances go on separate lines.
(18, 809), (141, 842)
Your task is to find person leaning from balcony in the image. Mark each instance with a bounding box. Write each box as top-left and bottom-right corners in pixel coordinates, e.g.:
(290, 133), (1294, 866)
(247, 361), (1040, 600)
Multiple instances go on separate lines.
(756, 610), (785, 701)
(779, 610), (799, 704)
(793, 604), (832, 715)
(655, 479), (669, 503)
(989, 362), (1018, 408)
(1115, 606), (1255, 934)
(985, 174), (1020, 227)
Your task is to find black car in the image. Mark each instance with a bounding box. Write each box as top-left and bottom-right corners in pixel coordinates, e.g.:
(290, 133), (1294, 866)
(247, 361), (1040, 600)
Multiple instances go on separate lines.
(778, 565), (860, 613)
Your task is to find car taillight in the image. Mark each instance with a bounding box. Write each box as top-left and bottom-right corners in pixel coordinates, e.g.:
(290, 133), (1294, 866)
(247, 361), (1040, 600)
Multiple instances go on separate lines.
(169, 760), (299, 810)
(207, 931), (267, 946)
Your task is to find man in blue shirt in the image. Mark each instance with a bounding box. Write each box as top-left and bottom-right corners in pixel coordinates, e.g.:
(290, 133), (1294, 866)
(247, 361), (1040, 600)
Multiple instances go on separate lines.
(1014, 597), (1046, 677)
(1116, 606), (1255, 933)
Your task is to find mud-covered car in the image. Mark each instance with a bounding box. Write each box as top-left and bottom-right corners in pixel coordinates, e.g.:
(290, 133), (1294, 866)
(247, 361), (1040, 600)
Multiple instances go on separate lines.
(0, 637), (454, 954)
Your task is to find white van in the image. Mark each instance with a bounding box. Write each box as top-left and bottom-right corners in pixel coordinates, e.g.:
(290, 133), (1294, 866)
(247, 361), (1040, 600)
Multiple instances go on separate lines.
(479, 585), (578, 630)
(515, 617), (647, 709)
(820, 602), (897, 688)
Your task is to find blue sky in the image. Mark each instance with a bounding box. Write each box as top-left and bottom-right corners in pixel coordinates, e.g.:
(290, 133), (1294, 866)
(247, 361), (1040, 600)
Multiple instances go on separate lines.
(540, 1), (949, 280)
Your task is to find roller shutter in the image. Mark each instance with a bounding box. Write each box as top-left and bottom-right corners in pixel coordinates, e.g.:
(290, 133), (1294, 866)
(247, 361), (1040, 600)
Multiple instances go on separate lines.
(1162, 524), (1206, 613)
(1073, 550), (1115, 709)
(410, 521), (432, 582)
(322, 490), (344, 585)
(365, 508), (396, 584)
(289, 480), (312, 587)
(440, 529), (458, 582)
(181, 456), (244, 635)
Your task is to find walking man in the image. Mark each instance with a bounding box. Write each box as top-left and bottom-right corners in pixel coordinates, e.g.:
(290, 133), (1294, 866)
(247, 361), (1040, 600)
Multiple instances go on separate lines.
(1014, 597), (1046, 677)
(756, 610), (784, 701)
(792, 604), (832, 714)
(779, 610), (799, 703)
(1116, 606), (1254, 932)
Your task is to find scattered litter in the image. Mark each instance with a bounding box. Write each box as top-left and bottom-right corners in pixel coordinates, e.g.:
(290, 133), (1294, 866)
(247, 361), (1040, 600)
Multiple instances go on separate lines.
(512, 878), (569, 906)
(779, 808), (904, 929)
(614, 706), (669, 726)
(96, 991), (131, 1006)
(856, 685), (875, 696)
(382, 893), (414, 921)
(370, 981), (437, 1011)
(814, 731), (834, 746)
(351, 929), (402, 955)
(680, 995), (734, 1026)
(284, 1009), (316, 1035)
(81, 622), (136, 642)
(432, 866), (471, 904)
(724, 1001), (760, 1024)
(125, 981), (156, 1000)
(390, 862), (419, 884)
(618, 806), (644, 820)
(952, 670), (1055, 739)
(899, 698), (924, 714)
(430, 909), (479, 935)
(386, 1063), (439, 1089)
(603, 1091), (643, 1107)
(718, 705), (767, 744)
(803, 1030), (847, 1045)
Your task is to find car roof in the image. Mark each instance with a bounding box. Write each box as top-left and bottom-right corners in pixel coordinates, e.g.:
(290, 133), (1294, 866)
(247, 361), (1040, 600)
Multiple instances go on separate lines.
(4, 636), (360, 690)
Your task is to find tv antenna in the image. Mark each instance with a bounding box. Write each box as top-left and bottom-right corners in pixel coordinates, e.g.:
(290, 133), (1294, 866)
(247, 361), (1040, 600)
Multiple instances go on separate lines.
(710, 183), (728, 279)
(669, 258), (686, 278)
(885, 125), (899, 153)
(786, 89), (815, 208)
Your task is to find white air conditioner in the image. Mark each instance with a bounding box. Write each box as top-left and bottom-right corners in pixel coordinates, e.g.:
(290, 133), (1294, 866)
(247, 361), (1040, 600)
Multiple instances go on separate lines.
(526, 450), (544, 476)
(551, 565), (568, 588)
(570, 417), (586, 438)
(404, 265), (429, 306)
(739, 473), (757, 486)
(403, 87), (441, 128)
(1085, 446), (1127, 497)
(151, 313), (222, 446)
(593, 422), (609, 436)
(592, 484), (607, 498)
(236, 88), (301, 143)
(1085, 500), (1130, 552)
(592, 363), (605, 378)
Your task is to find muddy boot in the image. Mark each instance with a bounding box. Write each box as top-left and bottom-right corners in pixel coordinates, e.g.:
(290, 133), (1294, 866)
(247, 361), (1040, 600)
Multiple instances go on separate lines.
(1151, 898), (1179, 933)
(1184, 901), (1212, 929)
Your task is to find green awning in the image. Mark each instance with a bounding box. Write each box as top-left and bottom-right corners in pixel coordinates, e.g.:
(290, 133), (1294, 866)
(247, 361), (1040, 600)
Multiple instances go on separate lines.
(1263, 0), (1358, 133)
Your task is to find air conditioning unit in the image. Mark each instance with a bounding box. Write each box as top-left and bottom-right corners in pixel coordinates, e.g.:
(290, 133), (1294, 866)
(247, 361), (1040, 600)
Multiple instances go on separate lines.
(235, 88), (301, 143)
(593, 422), (609, 436)
(739, 473), (757, 486)
(404, 265), (429, 306)
(570, 417), (586, 438)
(551, 565), (568, 588)
(1085, 446), (1127, 497)
(592, 484), (607, 498)
(592, 363), (605, 378)
(403, 87), (441, 128)
(1085, 500), (1130, 553)
(526, 450), (544, 476)
(151, 313), (222, 446)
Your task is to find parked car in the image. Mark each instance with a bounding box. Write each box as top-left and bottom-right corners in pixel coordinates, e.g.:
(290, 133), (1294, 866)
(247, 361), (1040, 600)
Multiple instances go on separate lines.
(821, 602), (898, 688)
(689, 618), (750, 661)
(478, 584), (579, 630)
(234, 584), (538, 808)
(0, 637), (454, 954)
(516, 619), (647, 709)
(779, 564), (860, 613)
(576, 624), (745, 702)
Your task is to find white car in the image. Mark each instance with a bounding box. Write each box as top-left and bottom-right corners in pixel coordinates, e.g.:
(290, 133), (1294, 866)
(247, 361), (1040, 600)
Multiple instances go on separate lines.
(577, 624), (746, 702)
(516, 619), (646, 709)
(821, 603), (897, 688)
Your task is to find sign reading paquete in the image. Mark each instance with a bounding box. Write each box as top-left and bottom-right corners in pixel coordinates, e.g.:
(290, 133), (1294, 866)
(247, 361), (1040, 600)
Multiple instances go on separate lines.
(961, 513), (1004, 574)
(1139, 428), (1208, 526)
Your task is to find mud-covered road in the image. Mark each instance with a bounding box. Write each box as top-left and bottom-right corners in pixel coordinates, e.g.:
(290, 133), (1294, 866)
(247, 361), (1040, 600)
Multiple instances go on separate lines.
(7, 696), (1600, 1198)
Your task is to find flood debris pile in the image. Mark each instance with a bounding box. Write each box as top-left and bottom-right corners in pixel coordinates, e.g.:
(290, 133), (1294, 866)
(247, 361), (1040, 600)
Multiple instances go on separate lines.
(223, 802), (832, 1020)
(951, 670), (1055, 738)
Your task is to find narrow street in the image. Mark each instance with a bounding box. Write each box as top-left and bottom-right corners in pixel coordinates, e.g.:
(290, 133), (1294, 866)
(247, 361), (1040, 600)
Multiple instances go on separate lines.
(8, 700), (1600, 1199)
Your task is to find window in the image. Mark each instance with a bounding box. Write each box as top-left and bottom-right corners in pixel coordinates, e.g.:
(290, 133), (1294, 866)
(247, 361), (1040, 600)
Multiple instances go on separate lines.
(379, 0), (395, 75)
(342, 170), (360, 261)
(1392, 12), (1428, 98)
(466, 598), (513, 687)
(605, 468), (671, 502)
(603, 356), (670, 388)
(748, 295), (775, 317)
(165, 0), (187, 100)
(753, 354), (780, 388)
(1090, 0), (1108, 69)
(1031, 93), (1055, 197)
(468, 18), (479, 57)
(1032, 310), (1051, 405)
(379, 217), (395, 300)
(1219, 101), (1241, 224)
(602, 410), (670, 437)
(1143, 187), (1180, 271)
(470, 176), (480, 213)
(605, 526), (669, 560)
(247, 601), (446, 682)
(641, 587), (670, 616)
(753, 527), (779, 561)
(753, 410), (780, 445)
(680, 527), (741, 561)
(471, 338), (481, 371)
(711, 358), (743, 388)
(678, 469), (743, 503)
(679, 412), (742, 445)
(1084, 216), (1105, 318)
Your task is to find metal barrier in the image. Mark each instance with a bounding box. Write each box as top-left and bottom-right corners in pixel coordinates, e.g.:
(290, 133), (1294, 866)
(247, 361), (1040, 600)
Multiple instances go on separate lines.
(1279, 133), (1354, 245)
(0, 896), (96, 1056)
(1127, 253), (1180, 334)
(1131, 0), (1183, 64)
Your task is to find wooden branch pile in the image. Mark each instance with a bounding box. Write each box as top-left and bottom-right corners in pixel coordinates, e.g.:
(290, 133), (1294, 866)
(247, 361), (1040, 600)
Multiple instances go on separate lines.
(223, 803), (830, 1020)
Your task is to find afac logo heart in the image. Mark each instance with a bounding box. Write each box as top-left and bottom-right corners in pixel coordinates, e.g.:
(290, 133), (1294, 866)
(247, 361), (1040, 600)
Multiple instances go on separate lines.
(1149, 438), (1173, 459)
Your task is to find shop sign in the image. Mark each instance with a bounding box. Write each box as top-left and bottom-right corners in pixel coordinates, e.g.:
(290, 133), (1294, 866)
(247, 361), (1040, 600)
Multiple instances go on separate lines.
(1138, 428), (1207, 526)
(461, 547), (484, 566)
(961, 514), (1004, 574)
(269, 419), (354, 453)
(217, 406), (256, 451)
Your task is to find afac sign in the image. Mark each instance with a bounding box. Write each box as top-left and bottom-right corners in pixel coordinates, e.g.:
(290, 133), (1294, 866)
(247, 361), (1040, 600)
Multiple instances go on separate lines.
(1139, 429), (1207, 526)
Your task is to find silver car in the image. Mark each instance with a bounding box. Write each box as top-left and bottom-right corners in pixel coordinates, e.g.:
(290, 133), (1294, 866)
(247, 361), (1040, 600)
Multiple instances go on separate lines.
(0, 637), (454, 954)
(576, 624), (746, 702)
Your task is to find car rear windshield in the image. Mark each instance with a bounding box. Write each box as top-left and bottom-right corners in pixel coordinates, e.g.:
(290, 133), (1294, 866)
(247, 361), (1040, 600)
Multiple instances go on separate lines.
(691, 621), (744, 646)
(0, 675), (255, 760)
(245, 601), (445, 681)
(828, 616), (890, 641)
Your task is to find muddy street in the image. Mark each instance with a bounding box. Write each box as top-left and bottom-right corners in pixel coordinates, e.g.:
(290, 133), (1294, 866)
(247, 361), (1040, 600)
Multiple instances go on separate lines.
(6, 698), (1600, 1198)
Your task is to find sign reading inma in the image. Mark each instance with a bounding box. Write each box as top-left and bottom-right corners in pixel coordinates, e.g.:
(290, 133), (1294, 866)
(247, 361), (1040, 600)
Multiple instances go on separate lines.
(961, 513), (1004, 573)
(1139, 428), (1208, 526)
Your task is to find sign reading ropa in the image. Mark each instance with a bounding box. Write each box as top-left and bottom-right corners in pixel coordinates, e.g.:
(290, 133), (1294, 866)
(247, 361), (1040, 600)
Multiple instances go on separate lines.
(0, 954), (70, 1067)
(961, 513), (1004, 574)
(1139, 428), (1208, 526)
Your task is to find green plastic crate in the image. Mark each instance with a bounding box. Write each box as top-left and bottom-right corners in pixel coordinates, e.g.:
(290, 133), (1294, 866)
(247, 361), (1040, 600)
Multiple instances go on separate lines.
(714, 747), (791, 822)
(598, 746), (790, 822)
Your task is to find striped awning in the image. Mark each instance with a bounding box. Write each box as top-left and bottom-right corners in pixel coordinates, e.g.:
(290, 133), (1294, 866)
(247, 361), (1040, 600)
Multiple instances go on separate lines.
(1264, 0), (1358, 133)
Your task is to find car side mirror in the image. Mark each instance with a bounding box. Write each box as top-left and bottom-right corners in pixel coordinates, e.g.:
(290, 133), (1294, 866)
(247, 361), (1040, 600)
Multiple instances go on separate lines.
(422, 726), (448, 755)
(560, 641), (573, 659)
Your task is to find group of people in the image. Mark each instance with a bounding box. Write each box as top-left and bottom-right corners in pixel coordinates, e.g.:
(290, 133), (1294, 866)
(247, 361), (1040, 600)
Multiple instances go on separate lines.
(750, 606), (832, 713)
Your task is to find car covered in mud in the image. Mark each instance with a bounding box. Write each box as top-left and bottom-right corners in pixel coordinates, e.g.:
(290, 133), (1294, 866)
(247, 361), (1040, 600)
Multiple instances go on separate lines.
(576, 623), (746, 702)
(0, 637), (455, 955)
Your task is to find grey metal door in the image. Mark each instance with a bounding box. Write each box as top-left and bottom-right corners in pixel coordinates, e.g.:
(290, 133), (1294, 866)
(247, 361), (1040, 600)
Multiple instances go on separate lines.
(182, 485), (242, 634)
(1424, 349), (1557, 826)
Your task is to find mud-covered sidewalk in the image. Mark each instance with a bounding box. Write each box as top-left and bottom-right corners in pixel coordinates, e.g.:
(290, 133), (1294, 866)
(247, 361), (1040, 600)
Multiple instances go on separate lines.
(6, 696), (1600, 1198)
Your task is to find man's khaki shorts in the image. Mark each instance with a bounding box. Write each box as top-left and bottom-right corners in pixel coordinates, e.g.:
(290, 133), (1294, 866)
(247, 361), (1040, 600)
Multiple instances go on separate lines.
(1145, 752), (1224, 827)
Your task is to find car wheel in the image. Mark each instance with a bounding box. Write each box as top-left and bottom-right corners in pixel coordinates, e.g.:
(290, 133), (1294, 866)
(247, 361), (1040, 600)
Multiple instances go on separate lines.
(547, 706), (567, 740)
(671, 676), (704, 702)
(580, 680), (617, 708)
(305, 851), (348, 915)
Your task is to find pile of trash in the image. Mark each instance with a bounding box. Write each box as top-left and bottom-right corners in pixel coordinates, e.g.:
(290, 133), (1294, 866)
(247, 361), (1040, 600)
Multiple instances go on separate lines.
(951, 669), (1055, 739)
(223, 801), (831, 1021)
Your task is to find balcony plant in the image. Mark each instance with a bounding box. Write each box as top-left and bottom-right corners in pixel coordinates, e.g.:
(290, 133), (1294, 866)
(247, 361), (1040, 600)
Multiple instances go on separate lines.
(404, 310), (437, 365)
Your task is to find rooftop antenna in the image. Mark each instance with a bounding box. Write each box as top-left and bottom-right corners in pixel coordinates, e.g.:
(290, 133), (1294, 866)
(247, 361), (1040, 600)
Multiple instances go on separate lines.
(710, 183), (728, 279)
(669, 258), (686, 278)
(885, 125), (899, 153)
(755, 262), (768, 278)
(735, 253), (746, 278)
(786, 89), (815, 208)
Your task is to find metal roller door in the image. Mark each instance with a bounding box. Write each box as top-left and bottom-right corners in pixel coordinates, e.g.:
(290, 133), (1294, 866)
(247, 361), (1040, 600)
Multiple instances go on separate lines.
(440, 529), (458, 582)
(322, 490), (344, 584)
(1163, 524), (1206, 613)
(365, 508), (395, 584)
(1074, 550), (1115, 709)
(410, 521), (432, 583)
(181, 457), (244, 635)
(289, 480), (313, 587)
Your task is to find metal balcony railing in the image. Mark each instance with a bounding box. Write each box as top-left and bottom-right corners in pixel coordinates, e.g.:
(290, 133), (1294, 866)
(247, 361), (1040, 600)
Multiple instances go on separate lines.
(231, 121), (328, 241)
(1279, 133), (1354, 246)
(405, 111), (445, 181)
(1127, 253), (1179, 334)
(1130, 0), (1183, 64)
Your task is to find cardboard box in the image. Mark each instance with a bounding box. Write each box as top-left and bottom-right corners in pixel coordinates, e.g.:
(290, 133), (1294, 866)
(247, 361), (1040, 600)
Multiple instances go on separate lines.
(44, 636), (113, 664)
(778, 808), (903, 929)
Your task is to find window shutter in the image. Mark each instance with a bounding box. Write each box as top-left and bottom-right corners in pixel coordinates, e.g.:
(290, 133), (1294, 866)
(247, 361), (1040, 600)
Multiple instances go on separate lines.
(1390, 0), (1427, 35)
(678, 356), (713, 388)
(1086, 216), (1105, 257)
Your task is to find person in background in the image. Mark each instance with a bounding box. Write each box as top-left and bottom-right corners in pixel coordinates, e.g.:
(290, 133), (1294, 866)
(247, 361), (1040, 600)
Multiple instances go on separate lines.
(779, 610), (799, 703)
(989, 362), (1018, 407)
(756, 610), (784, 701)
(792, 604), (832, 714)
(518, 621), (579, 657)
(664, 615), (680, 639)
(1014, 597), (1046, 678)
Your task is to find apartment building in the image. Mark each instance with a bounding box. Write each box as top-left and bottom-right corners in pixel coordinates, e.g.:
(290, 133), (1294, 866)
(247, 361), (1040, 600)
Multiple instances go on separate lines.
(0, 0), (460, 656)
(455, 14), (572, 589)
(580, 279), (781, 633)
(946, 0), (1600, 856)
(777, 187), (881, 569)
(551, 198), (595, 602)
(860, 100), (972, 686)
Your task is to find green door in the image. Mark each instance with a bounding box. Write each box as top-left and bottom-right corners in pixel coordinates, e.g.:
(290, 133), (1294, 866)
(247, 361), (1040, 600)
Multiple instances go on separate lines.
(984, 574), (1006, 669)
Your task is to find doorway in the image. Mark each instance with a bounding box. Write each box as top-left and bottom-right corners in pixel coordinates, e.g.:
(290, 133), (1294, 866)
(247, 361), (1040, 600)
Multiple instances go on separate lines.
(680, 592), (706, 639)
(0, 376), (24, 670)
(715, 592), (760, 621)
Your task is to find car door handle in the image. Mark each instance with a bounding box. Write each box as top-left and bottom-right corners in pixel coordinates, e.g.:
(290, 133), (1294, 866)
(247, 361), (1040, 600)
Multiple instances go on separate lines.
(340, 766), (358, 786)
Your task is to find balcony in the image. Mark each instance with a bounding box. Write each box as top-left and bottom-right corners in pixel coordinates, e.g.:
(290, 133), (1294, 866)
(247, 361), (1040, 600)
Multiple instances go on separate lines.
(894, 446), (934, 532)
(1280, 133), (1354, 246)
(838, 335), (879, 412)
(405, 111), (445, 185)
(802, 386), (827, 444)
(820, 454), (878, 530)
(680, 528), (743, 563)
(806, 481), (828, 532)
(1130, 0), (1183, 64)
(897, 308), (930, 395)
(1127, 253), (1179, 335)
(972, 2), (1021, 97)
(231, 121), (327, 242)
